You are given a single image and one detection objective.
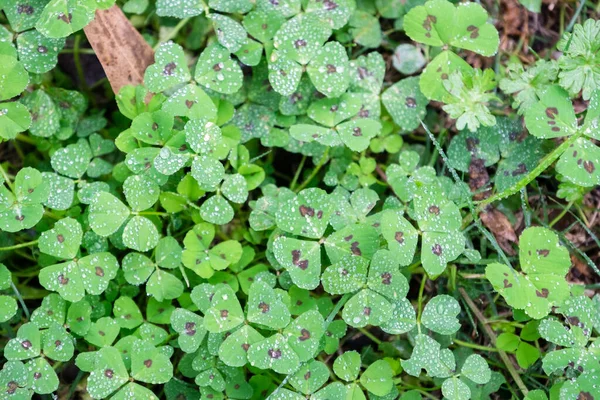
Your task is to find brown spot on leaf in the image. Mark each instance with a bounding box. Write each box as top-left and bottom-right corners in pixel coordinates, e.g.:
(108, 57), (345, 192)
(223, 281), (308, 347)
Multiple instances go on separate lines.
(395, 231), (404, 244)
(185, 322), (196, 336)
(95, 266), (104, 277)
(350, 241), (361, 256)
(381, 272), (392, 285)
(268, 349), (282, 359)
(37, 46), (48, 54)
(21, 340), (32, 349)
(57, 234), (65, 243)
(299, 329), (311, 341)
(58, 274), (69, 286)
(17, 4), (34, 14)
(352, 127), (362, 137)
(259, 302), (270, 313)
(326, 64), (337, 74)
(545, 107), (558, 119)
(144, 359), (152, 368)
(584, 161), (595, 174)
(294, 39), (307, 48)
(405, 97), (417, 108)
(185, 100), (196, 109)
(428, 205), (440, 215)
(503, 279), (512, 288)
(363, 307), (371, 316)
(432, 244), (442, 256)
(537, 249), (550, 257)
(536, 288), (549, 298)
(220, 309), (229, 318)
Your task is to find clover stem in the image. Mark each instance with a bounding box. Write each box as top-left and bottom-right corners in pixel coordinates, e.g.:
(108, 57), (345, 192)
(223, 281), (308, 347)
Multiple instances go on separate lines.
(452, 338), (499, 352)
(154, 18), (191, 51)
(415, 274), (428, 334)
(0, 164), (14, 192)
(137, 211), (170, 217)
(290, 155), (307, 191)
(0, 239), (39, 252)
(477, 131), (583, 210)
(458, 287), (529, 396)
(357, 327), (382, 345)
(11, 281), (30, 319)
(549, 199), (575, 227)
(294, 148), (330, 193)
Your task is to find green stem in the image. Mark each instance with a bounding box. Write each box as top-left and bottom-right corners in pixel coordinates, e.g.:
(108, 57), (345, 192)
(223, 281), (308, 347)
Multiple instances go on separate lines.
(0, 240), (39, 252)
(459, 288), (528, 396)
(566, 0), (587, 34)
(0, 164), (14, 191)
(136, 211), (170, 217)
(357, 327), (382, 345)
(154, 18), (191, 50)
(290, 155), (307, 191)
(11, 281), (30, 319)
(294, 149), (330, 192)
(477, 132), (583, 210)
(416, 275), (427, 334)
(549, 200), (575, 227)
(453, 338), (499, 352)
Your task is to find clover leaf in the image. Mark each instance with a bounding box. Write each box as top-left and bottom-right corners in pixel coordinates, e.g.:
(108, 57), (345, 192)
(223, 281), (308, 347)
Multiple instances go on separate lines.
(333, 351), (361, 381)
(404, 0), (499, 56)
(382, 77), (428, 132)
(421, 295), (461, 335)
(0, 167), (49, 232)
(39, 252), (119, 302)
(486, 227), (571, 319)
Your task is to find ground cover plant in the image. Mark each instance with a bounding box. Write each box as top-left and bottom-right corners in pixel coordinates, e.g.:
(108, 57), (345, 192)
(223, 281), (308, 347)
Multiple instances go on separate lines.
(0, 0), (599, 399)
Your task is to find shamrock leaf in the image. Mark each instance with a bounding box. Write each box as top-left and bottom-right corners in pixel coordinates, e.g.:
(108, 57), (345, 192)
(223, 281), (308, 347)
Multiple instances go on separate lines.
(39, 252), (119, 302)
(248, 333), (300, 374)
(89, 192), (130, 237)
(290, 360), (330, 394)
(122, 216), (160, 252)
(462, 354), (492, 385)
(401, 334), (455, 378)
(413, 185), (465, 277)
(218, 325), (264, 367)
(203, 284), (245, 333)
(85, 317), (120, 347)
(333, 351), (361, 381)
(382, 77), (428, 132)
(275, 188), (333, 239)
(5, 323), (41, 361)
(195, 44), (243, 94)
(38, 217), (81, 260)
(182, 223), (242, 279)
(0, 167), (49, 232)
(421, 295), (461, 335)
(360, 360), (394, 397)
(85, 347), (129, 398)
(113, 296), (144, 330)
(381, 209), (419, 266)
(0, 102), (32, 141)
(273, 237), (322, 290)
(342, 289), (392, 328)
(524, 85), (578, 139)
(404, 0), (499, 56)
(486, 227), (571, 319)
(283, 310), (324, 362)
(144, 41), (190, 93)
(0, 52), (29, 102)
(16, 30), (65, 74)
(306, 41), (350, 98)
(131, 339), (173, 384)
(247, 281), (291, 330)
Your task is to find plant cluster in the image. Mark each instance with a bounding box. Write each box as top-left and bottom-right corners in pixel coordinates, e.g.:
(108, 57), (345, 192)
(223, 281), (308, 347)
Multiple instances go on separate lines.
(0, 0), (599, 399)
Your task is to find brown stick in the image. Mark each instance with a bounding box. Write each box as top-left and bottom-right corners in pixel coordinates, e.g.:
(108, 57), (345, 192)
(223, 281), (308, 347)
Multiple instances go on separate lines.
(83, 6), (154, 94)
(458, 287), (529, 397)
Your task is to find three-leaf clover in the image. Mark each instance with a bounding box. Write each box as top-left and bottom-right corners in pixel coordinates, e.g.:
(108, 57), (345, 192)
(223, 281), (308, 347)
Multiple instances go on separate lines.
(486, 227), (571, 319)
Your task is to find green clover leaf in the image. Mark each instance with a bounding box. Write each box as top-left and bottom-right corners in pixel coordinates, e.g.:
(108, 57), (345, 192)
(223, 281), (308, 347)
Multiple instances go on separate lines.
(486, 227), (571, 319)
(421, 295), (461, 335)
